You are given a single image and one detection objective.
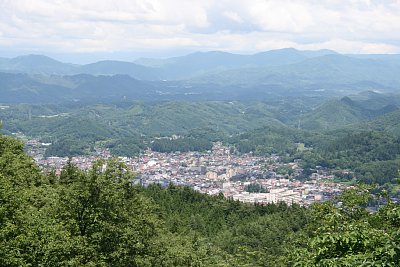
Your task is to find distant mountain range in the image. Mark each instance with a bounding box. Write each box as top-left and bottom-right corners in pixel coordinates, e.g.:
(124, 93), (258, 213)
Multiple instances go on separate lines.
(0, 48), (338, 80)
(1, 48), (400, 103)
(0, 55), (159, 80)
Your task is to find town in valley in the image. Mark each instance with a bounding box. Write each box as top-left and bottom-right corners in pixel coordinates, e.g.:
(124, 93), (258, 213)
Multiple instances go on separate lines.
(21, 133), (352, 206)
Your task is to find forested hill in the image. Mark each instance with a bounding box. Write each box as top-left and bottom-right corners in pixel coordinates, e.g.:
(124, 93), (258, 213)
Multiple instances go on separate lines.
(298, 94), (400, 131)
(1, 133), (400, 266)
(2, 92), (400, 188)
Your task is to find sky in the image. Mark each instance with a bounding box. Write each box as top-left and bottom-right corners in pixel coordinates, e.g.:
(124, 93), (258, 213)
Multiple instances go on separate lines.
(1, 0), (400, 63)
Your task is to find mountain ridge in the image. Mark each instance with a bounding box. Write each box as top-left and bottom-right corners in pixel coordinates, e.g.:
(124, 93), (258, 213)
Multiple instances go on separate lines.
(1, 48), (396, 82)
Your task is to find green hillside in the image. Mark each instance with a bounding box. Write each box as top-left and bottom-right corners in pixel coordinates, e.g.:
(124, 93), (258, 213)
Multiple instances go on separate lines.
(298, 92), (400, 130)
(0, 101), (284, 156)
(361, 109), (400, 136)
(3, 92), (400, 185)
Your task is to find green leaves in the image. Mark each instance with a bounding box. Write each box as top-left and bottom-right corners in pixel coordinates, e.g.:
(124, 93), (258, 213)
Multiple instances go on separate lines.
(0, 134), (166, 266)
(51, 160), (162, 266)
(292, 185), (400, 266)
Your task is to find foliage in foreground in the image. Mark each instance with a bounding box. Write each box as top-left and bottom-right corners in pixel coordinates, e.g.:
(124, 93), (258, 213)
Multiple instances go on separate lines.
(2, 134), (400, 266)
(291, 185), (400, 266)
(0, 134), (306, 266)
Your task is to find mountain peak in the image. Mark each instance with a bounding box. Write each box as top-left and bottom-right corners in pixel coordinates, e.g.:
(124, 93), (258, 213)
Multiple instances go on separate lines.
(12, 54), (61, 63)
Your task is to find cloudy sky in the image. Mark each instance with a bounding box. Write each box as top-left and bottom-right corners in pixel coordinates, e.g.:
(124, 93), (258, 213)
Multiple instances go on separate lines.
(1, 0), (400, 62)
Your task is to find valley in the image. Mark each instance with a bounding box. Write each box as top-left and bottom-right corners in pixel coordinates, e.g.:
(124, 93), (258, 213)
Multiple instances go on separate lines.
(2, 48), (400, 266)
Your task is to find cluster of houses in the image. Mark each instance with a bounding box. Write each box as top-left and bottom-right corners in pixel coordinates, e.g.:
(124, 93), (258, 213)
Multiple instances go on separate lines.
(24, 137), (351, 206)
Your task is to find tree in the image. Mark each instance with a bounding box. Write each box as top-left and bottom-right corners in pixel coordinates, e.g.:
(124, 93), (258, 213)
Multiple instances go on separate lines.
(291, 185), (400, 266)
(0, 135), (44, 266)
(49, 159), (162, 266)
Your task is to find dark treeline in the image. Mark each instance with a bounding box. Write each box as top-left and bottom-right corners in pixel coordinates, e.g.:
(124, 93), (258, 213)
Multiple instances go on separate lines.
(244, 183), (268, 193)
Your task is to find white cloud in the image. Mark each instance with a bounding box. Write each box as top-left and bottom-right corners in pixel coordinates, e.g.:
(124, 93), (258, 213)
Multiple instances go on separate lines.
(0, 0), (400, 55)
(246, 0), (314, 33)
(222, 11), (243, 23)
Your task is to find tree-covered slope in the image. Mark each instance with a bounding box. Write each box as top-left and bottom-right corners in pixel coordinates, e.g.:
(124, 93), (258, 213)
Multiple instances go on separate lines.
(296, 91), (400, 131)
(0, 101), (284, 156)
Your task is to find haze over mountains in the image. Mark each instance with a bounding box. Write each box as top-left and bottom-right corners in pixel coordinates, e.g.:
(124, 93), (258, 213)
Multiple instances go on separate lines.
(1, 48), (400, 104)
(1, 48), (337, 78)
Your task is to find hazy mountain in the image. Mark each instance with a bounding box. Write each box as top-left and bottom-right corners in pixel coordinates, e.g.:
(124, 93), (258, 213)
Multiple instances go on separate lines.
(1, 49), (400, 104)
(0, 54), (76, 74)
(0, 48), (338, 80)
(0, 72), (72, 103)
(0, 72), (156, 103)
(280, 54), (400, 85)
(348, 54), (400, 66)
(134, 48), (338, 80)
(79, 60), (159, 80)
(192, 54), (400, 92)
(64, 74), (155, 100)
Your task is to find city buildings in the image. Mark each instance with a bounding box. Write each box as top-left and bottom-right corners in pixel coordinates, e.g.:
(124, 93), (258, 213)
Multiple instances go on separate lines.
(25, 138), (351, 206)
